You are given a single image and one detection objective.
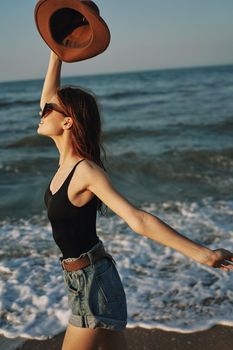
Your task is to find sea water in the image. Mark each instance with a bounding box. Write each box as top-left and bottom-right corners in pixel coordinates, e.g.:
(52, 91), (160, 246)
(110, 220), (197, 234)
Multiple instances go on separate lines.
(0, 65), (233, 339)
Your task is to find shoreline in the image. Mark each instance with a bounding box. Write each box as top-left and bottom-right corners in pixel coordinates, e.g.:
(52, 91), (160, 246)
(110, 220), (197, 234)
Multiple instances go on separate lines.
(0, 325), (232, 350)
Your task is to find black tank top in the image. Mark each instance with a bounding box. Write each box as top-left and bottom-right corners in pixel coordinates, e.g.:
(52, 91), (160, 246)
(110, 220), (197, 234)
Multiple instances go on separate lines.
(44, 159), (100, 258)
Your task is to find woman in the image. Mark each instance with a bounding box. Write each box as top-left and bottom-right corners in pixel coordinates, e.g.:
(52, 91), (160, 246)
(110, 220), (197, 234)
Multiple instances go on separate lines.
(37, 51), (233, 350)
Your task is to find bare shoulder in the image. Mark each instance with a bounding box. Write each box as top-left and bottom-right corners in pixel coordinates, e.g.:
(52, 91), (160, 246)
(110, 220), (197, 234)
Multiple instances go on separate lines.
(73, 158), (109, 188)
(75, 159), (107, 178)
(73, 158), (142, 228)
(81, 158), (106, 173)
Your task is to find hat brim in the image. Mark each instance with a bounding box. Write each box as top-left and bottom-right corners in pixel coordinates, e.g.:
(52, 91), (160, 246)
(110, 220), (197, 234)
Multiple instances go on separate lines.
(35, 0), (110, 62)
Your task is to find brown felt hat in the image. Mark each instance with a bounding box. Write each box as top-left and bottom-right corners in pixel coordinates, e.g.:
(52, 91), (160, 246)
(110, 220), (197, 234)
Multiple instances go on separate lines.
(34, 0), (111, 62)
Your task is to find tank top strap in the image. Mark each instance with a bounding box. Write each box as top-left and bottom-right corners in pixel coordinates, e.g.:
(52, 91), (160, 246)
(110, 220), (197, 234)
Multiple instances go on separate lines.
(73, 158), (86, 170)
(65, 158), (86, 182)
(45, 158), (86, 200)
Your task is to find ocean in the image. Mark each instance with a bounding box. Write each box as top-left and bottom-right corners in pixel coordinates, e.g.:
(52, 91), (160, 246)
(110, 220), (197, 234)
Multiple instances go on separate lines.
(0, 65), (233, 339)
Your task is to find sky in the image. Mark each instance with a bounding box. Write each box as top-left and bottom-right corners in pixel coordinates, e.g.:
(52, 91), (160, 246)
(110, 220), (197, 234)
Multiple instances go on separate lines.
(0, 0), (233, 82)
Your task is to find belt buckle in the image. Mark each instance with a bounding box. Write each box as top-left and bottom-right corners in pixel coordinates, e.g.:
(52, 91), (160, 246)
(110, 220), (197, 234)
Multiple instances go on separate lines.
(61, 260), (65, 270)
(60, 257), (66, 271)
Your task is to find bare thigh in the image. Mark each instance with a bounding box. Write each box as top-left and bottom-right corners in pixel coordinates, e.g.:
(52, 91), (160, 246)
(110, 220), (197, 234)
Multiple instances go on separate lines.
(61, 324), (129, 350)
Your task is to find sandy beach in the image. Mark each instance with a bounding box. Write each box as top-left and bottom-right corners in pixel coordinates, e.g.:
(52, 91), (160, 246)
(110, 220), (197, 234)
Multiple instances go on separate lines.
(0, 325), (232, 350)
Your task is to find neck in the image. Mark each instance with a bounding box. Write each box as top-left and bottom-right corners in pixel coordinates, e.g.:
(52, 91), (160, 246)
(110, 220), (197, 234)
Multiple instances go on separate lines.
(50, 133), (82, 168)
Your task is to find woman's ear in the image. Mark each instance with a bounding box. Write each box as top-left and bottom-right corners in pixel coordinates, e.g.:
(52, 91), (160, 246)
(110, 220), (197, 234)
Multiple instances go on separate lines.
(63, 117), (73, 129)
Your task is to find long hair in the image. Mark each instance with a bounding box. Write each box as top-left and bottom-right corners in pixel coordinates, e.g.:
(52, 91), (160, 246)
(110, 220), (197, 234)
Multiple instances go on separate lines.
(56, 85), (108, 215)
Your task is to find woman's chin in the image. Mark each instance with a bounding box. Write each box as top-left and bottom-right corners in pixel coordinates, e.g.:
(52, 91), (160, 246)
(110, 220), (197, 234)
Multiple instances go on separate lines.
(37, 126), (45, 135)
(37, 128), (53, 139)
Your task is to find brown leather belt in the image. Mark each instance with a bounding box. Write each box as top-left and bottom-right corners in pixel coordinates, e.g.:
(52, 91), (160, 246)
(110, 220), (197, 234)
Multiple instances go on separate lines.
(60, 243), (114, 272)
(61, 255), (91, 271)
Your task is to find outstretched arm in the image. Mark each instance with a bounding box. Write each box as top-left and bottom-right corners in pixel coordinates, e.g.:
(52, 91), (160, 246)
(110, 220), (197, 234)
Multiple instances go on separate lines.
(78, 160), (233, 271)
(40, 51), (62, 110)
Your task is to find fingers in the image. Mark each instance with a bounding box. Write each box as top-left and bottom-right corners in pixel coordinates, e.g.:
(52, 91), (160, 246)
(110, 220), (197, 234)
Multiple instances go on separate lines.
(224, 259), (233, 265)
(220, 266), (228, 271)
(220, 259), (233, 271)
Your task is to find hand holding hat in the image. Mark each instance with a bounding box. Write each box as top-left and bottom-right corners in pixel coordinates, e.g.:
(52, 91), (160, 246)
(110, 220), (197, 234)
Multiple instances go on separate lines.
(34, 0), (111, 62)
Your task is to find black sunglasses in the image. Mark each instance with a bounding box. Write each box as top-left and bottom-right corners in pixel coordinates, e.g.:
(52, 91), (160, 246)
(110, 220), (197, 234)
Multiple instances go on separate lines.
(40, 103), (67, 118)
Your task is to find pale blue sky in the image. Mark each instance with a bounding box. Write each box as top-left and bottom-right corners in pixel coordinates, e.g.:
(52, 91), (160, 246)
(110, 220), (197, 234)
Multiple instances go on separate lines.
(0, 0), (233, 82)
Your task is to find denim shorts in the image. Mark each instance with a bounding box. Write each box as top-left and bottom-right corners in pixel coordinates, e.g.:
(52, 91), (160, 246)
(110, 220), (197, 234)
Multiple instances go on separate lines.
(61, 241), (127, 330)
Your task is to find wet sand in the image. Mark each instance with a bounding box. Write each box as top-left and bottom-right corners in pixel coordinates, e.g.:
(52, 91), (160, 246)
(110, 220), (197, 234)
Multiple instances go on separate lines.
(0, 325), (232, 350)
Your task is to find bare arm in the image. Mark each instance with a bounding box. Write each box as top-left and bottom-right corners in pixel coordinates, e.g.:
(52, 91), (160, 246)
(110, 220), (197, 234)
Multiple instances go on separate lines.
(77, 160), (233, 271)
(133, 211), (233, 270)
(134, 211), (214, 264)
(40, 51), (62, 110)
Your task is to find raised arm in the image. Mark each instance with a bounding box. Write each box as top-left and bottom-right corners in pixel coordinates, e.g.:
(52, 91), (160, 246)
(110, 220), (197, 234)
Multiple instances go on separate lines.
(40, 51), (62, 110)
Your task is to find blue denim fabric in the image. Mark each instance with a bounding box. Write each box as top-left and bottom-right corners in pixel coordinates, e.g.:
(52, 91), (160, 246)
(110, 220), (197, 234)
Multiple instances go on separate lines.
(62, 241), (127, 330)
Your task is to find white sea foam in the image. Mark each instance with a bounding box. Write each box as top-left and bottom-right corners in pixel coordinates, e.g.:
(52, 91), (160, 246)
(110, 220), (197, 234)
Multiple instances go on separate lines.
(0, 197), (232, 339)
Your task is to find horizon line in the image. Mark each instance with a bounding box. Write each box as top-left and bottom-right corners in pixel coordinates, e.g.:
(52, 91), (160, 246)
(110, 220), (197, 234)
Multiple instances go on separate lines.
(1, 62), (233, 84)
